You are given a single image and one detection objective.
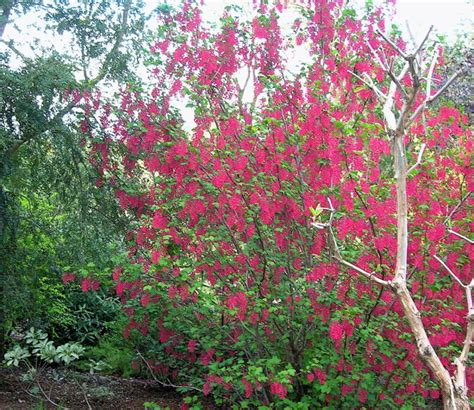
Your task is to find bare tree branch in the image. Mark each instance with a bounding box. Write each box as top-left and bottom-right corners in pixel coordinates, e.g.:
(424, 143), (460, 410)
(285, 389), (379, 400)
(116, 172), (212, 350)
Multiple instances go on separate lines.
(333, 256), (389, 287)
(414, 25), (433, 56)
(409, 67), (464, 125)
(322, 198), (389, 287)
(407, 143), (426, 174)
(0, 38), (28, 60)
(136, 350), (204, 394)
(88, 0), (132, 87)
(433, 255), (467, 288)
(448, 229), (473, 245)
(427, 69), (465, 104)
(376, 28), (408, 59)
(426, 46), (440, 97)
(349, 70), (386, 102)
(445, 193), (471, 223)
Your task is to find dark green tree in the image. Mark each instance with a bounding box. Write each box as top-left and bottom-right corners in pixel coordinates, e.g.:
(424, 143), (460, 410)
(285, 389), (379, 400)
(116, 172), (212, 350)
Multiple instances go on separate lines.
(0, 0), (150, 354)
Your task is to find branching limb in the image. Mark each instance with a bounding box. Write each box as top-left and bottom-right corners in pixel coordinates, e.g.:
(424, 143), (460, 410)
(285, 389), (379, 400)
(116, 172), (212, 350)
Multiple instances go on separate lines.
(448, 229), (473, 245)
(404, 21), (417, 52)
(427, 69), (465, 104)
(0, 38), (28, 60)
(349, 70), (386, 102)
(414, 25), (433, 56)
(426, 45), (440, 98)
(445, 192), (471, 223)
(88, 0), (132, 87)
(366, 40), (408, 98)
(407, 143), (426, 174)
(333, 256), (389, 287)
(318, 198), (389, 287)
(375, 28), (408, 59)
(136, 350), (204, 394)
(366, 40), (387, 71)
(409, 68), (465, 124)
(433, 254), (466, 288)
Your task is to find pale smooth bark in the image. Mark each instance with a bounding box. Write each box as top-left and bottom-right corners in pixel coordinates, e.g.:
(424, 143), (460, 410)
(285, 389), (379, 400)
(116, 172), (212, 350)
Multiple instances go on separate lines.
(338, 28), (471, 409)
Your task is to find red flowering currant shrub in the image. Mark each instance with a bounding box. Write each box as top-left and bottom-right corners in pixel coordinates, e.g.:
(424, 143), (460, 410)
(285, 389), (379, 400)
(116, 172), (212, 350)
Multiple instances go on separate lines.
(77, 0), (472, 407)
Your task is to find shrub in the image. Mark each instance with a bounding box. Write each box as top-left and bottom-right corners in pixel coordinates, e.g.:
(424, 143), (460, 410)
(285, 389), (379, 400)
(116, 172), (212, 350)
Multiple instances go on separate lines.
(73, 0), (472, 407)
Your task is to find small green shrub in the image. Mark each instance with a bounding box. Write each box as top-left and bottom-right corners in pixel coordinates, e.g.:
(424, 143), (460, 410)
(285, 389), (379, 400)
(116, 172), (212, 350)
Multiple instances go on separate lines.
(84, 335), (136, 377)
(4, 327), (85, 368)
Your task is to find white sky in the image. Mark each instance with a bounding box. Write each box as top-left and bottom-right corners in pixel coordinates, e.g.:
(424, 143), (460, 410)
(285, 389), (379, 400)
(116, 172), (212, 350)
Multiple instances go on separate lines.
(394, 0), (472, 44)
(2, 0), (471, 131)
(198, 0), (472, 43)
(4, 0), (471, 61)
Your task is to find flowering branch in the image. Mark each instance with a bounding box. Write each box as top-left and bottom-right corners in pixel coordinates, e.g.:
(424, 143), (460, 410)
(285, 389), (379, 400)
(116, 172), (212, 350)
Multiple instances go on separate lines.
(375, 28), (408, 59)
(433, 255), (467, 289)
(320, 198), (389, 287)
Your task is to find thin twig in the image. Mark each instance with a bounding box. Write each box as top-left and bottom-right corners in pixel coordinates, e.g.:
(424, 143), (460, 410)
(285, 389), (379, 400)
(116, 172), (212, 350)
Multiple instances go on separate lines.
(376, 29), (407, 59)
(426, 46), (440, 97)
(405, 21), (417, 51)
(136, 350), (203, 393)
(324, 198), (388, 287)
(445, 193), (471, 223)
(349, 70), (386, 102)
(333, 256), (389, 287)
(433, 255), (466, 288)
(448, 229), (473, 244)
(0, 38), (28, 60)
(427, 69), (464, 104)
(407, 143), (426, 174)
(366, 40), (408, 98)
(409, 68), (464, 125)
(414, 25), (433, 56)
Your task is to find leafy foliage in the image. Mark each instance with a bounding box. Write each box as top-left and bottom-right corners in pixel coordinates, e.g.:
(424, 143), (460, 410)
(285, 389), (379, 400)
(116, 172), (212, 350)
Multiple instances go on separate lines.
(0, 0), (148, 351)
(75, 0), (471, 408)
(4, 327), (85, 367)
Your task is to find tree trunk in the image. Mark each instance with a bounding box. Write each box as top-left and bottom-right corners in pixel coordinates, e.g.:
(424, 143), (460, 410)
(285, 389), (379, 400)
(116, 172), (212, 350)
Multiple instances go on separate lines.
(392, 131), (470, 410)
(392, 280), (470, 409)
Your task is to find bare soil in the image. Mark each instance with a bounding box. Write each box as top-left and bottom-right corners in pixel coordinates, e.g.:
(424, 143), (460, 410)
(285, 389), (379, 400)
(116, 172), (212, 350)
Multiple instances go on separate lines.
(0, 367), (217, 409)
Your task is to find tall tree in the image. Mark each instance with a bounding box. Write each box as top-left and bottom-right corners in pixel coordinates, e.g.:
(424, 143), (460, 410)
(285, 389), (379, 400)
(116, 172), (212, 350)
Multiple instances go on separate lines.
(0, 0), (149, 354)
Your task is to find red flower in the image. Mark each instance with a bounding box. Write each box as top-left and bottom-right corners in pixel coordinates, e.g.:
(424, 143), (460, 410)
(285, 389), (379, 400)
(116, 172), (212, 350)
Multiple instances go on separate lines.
(187, 340), (197, 353)
(359, 389), (368, 403)
(152, 212), (168, 229)
(226, 292), (248, 320)
(203, 382), (212, 396)
(242, 378), (252, 398)
(62, 272), (76, 284)
(314, 368), (327, 385)
(81, 278), (91, 292)
(141, 293), (150, 307)
(270, 382), (287, 399)
(329, 321), (344, 343)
